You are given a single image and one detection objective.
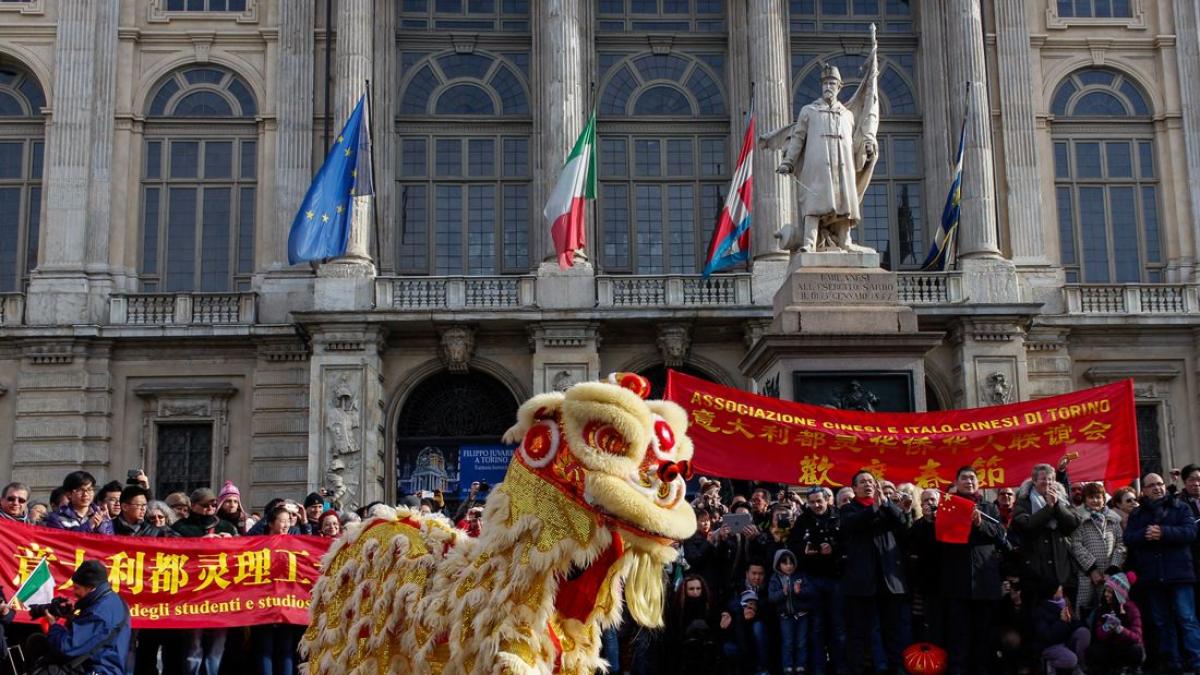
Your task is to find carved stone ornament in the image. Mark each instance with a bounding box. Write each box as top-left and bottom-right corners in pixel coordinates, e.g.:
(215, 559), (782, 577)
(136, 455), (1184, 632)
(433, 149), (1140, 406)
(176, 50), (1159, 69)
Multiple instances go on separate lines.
(832, 380), (879, 412)
(439, 325), (476, 374)
(656, 324), (692, 368)
(983, 372), (1013, 405)
(325, 458), (348, 508)
(326, 375), (361, 457)
(551, 370), (577, 392)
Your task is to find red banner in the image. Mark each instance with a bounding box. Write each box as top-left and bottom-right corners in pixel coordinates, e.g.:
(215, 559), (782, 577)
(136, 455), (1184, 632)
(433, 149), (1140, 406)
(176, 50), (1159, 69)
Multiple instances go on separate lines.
(666, 371), (1140, 489)
(0, 521), (330, 629)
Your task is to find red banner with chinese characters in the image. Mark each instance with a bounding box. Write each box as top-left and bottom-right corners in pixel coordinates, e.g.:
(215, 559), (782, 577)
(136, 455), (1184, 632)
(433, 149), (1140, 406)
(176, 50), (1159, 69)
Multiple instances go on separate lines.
(0, 521), (330, 628)
(666, 370), (1140, 490)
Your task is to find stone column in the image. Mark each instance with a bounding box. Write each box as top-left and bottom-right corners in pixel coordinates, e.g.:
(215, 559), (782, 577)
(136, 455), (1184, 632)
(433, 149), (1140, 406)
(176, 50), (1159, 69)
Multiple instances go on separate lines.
(372, 0), (398, 271)
(272, 0), (315, 270)
(1175, 0), (1200, 279)
(330, 0), (374, 270)
(944, 0), (1000, 259)
(747, 0), (792, 261)
(85, 0), (118, 280)
(993, 0), (1049, 266)
(918, 0), (952, 235)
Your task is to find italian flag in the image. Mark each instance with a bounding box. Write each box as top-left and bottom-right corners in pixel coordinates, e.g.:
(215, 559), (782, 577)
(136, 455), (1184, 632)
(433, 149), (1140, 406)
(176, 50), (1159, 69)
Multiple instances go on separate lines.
(14, 557), (54, 608)
(544, 112), (597, 269)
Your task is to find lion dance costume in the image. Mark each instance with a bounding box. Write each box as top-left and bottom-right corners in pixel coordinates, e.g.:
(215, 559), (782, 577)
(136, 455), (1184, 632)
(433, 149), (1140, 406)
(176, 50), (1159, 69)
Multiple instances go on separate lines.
(300, 373), (698, 674)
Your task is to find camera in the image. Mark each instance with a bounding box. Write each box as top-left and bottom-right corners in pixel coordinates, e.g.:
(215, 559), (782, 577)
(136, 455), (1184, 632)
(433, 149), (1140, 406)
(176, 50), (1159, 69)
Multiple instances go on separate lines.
(126, 468), (144, 485)
(29, 597), (73, 620)
(477, 481), (489, 493)
(776, 511), (793, 529)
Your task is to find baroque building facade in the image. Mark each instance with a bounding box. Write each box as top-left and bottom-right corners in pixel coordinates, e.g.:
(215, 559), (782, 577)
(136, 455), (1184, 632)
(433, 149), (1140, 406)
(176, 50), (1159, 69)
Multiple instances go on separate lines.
(0, 0), (1198, 509)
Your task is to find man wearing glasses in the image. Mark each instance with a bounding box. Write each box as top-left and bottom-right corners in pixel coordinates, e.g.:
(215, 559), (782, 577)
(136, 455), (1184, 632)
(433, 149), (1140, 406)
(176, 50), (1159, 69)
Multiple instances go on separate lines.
(112, 486), (176, 538)
(1124, 472), (1200, 672)
(44, 471), (114, 534)
(0, 482), (30, 523)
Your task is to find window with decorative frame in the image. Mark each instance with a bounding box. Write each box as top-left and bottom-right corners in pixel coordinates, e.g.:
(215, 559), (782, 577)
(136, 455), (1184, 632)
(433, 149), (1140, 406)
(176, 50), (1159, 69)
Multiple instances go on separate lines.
(396, 49), (532, 275)
(790, 49), (923, 269)
(0, 63), (45, 293)
(1054, 0), (1131, 18)
(788, 0), (914, 34)
(163, 0), (246, 10)
(398, 0), (530, 32)
(1051, 67), (1161, 283)
(596, 50), (730, 274)
(596, 0), (725, 33)
(141, 66), (258, 292)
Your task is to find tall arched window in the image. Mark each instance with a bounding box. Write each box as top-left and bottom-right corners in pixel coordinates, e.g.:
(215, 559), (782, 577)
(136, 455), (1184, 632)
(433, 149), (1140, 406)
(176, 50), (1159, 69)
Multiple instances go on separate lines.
(0, 64), (45, 292)
(396, 50), (532, 274)
(142, 66), (258, 292)
(1051, 68), (1160, 283)
(596, 51), (729, 274)
(792, 52), (922, 269)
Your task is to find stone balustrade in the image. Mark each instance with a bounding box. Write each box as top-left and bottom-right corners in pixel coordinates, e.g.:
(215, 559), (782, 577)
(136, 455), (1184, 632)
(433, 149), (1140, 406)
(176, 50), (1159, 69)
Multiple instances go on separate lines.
(1063, 284), (1200, 315)
(0, 293), (23, 326)
(897, 271), (964, 305)
(597, 274), (752, 307)
(377, 276), (536, 310)
(109, 293), (257, 325)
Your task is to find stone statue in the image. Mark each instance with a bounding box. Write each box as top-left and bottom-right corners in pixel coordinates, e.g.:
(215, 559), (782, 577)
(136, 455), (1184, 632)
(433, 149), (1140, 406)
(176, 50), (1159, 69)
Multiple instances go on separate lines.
(762, 24), (880, 254)
(326, 377), (361, 457)
(984, 372), (1013, 405)
(832, 380), (879, 412)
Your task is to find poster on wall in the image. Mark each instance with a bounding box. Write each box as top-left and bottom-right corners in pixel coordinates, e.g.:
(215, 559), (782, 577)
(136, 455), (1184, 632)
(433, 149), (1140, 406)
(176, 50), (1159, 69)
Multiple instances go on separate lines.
(457, 444), (516, 499)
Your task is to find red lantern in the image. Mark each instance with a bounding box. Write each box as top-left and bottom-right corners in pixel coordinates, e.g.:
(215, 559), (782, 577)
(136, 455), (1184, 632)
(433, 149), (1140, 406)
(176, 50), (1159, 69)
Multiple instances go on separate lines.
(902, 642), (947, 675)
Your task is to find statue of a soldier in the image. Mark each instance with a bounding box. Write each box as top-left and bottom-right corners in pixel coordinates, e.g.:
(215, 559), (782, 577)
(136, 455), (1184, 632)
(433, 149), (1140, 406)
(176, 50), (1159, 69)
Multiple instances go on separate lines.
(763, 24), (881, 254)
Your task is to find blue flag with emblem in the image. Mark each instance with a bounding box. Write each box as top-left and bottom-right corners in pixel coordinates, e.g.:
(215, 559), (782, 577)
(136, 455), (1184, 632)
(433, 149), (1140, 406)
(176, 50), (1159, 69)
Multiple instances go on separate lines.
(288, 94), (373, 264)
(920, 90), (969, 271)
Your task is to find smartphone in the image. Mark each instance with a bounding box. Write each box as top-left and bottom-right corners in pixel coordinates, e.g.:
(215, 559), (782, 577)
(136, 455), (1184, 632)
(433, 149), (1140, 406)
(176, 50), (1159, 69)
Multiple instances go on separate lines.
(127, 468), (142, 481)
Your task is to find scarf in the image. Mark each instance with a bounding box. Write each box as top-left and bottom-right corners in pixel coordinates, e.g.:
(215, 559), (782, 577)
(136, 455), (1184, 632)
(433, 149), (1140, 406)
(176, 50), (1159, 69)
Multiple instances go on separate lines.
(855, 496), (875, 508)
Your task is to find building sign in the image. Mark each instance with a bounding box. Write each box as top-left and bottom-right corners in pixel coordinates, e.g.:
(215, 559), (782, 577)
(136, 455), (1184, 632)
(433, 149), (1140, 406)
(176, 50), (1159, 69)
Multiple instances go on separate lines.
(457, 444), (515, 499)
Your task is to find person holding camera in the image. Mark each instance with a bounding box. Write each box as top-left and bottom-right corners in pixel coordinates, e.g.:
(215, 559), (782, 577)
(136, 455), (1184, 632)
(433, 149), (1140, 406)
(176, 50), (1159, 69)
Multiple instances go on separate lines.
(454, 481), (489, 524)
(750, 503), (794, 566)
(788, 487), (844, 675)
(45, 472), (113, 535)
(24, 560), (130, 675)
(172, 488), (234, 675)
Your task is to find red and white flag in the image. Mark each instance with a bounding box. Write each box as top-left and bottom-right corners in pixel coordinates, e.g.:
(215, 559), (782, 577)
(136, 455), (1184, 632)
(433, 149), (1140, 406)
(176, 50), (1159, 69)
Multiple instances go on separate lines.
(544, 112), (597, 269)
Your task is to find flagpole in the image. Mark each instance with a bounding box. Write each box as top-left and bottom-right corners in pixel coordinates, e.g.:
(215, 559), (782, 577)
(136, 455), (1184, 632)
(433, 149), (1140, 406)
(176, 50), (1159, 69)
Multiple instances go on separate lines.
(365, 79), (382, 276)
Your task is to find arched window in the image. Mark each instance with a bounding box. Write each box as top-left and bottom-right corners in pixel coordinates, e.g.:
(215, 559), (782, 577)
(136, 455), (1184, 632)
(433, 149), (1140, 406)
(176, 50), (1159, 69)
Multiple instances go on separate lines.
(792, 52), (923, 269)
(596, 51), (729, 273)
(396, 50), (532, 274)
(142, 66), (258, 292)
(1051, 68), (1160, 282)
(0, 64), (45, 292)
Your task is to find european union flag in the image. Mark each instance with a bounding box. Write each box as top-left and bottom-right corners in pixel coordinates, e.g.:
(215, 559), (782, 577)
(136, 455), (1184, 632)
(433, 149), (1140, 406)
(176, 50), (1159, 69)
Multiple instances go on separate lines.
(288, 94), (373, 264)
(921, 92), (968, 272)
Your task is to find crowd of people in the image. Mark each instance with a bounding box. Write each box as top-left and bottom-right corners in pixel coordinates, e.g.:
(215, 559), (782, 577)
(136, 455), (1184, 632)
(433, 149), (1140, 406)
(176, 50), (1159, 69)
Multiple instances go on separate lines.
(0, 469), (491, 675)
(634, 459), (1200, 675)
(3, 460), (1200, 675)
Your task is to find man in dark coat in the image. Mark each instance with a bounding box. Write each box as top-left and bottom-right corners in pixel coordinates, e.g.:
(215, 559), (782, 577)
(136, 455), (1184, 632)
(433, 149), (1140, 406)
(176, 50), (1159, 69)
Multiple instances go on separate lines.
(939, 466), (1007, 675)
(789, 487), (845, 674)
(1010, 462), (1080, 589)
(37, 560), (131, 675)
(839, 470), (909, 674)
(1123, 472), (1200, 672)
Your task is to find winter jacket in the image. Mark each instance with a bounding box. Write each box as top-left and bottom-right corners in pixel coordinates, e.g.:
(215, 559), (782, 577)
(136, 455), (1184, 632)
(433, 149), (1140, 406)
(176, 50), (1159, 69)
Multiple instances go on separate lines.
(1032, 598), (1085, 652)
(768, 552), (816, 618)
(1123, 494), (1197, 585)
(44, 503), (114, 535)
(1069, 507), (1125, 609)
(838, 498), (908, 597)
(46, 582), (131, 675)
(787, 508), (843, 579)
(0, 588), (12, 664)
(938, 493), (1007, 600)
(683, 532), (721, 595)
(1178, 492), (1200, 580)
(112, 516), (178, 538)
(1011, 479), (1081, 587)
(906, 515), (941, 597)
(172, 512), (239, 538)
(1089, 598), (1143, 647)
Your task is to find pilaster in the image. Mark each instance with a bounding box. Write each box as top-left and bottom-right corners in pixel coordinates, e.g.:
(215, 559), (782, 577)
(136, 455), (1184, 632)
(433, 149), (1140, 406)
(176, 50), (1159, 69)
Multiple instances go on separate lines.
(947, 317), (1030, 408)
(528, 322), (601, 394)
(1024, 326), (1073, 399)
(1175, 0), (1200, 279)
(250, 337), (312, 510)
(918, 0), (952, 244)
(307, 324), (386, 512)
(993, 0), (1049, 266)
(271, 0), (315, 272)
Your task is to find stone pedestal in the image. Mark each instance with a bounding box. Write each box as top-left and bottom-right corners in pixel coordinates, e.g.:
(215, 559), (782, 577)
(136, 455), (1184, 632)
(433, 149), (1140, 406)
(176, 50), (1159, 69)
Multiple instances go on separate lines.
(528, 322), (600, 394)
(535, 261), (595, 309)
(743, 255), (941, 411)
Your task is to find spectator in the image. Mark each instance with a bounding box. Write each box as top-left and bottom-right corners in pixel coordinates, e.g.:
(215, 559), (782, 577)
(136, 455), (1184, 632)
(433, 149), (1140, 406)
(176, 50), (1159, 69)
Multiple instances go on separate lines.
(895, 482), (921, 528)
(113, 486), (176, 538)
(146, 500), (175, 527)
(789, 487), (844, 675)
(940, 466), (1006, 675)
(1109, 486), (1138, 528)
(748, 488), (772, 532)
(839, 470), (909, 674)
(721, 562), (770, 675)
(216, 481), (247, 534)
(0, 587), (13, 675)
(768, 549), (814, 675)
(317, 510), (341, 538)
(695, 478), (727, 518)
(173, 489), (232, 675)
(457, 506), (484, 537)
(0, 482), (29, 523)
(1084, 571), (1145, 674)
(1123, 472), (1200, 672)
(303, 493), (325, 534)
(251, 507), (302, 675)
(29, 560), (131, 675)
(880, 480), (897, 502)
(1069, 481), (1125, 613)
(749, 503), (792, 565)
(907, 488), (942, 645)
(1032, 581), (1090, 674)
(1178, 464), (1200, 609)
(98, 481), (123, 520)
(994, 486), (1017, 528)
(1069, 482), (1086, 509)
(455, 482), (487, 523)
(683, 507), (721, 595)
(713, 502), (756, 598)
(28, 499), (48, 525)
(165, 492), (190, 522)
(45, 471), (114, 534)
(665, 574), (721, 675)
(835, 487), (853, 509)
(993, 575), (1032, 673)
(1011, 463), (1081, 588)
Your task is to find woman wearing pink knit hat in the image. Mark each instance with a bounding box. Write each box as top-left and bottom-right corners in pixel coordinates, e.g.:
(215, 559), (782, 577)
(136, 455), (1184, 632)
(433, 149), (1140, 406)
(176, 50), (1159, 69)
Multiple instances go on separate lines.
(216, 480), (246, 535)
(1085, 571), (1145, 673)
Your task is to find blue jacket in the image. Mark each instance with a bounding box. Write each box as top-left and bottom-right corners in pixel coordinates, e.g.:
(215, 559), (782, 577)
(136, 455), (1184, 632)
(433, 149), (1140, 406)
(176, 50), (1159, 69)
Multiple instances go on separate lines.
(44, 504), (114, 535)
(1123, 494), (1198, 585)
(47, 583), (130, 675)
(768, 571), (816, 617)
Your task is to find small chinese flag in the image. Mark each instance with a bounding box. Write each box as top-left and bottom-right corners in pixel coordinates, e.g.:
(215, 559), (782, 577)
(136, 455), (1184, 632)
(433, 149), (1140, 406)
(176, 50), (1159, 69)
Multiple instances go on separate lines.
(935, 494), (976, 544)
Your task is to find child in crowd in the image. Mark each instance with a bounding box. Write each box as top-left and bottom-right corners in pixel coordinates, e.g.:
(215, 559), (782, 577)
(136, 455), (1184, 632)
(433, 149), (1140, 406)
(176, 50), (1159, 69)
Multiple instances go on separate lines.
(1085, 572), (1145, 674)
(769, 549), (814, 674)
(1033, 581), (1091, 674)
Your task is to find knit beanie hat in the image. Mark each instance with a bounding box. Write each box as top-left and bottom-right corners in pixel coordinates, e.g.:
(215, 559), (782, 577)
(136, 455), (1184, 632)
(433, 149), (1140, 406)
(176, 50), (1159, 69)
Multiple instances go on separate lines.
(304, 492), (324, 508)
(1105, 571), (1136, 605)
(71, 560), (109, 589)
(218, 480), (241, 505)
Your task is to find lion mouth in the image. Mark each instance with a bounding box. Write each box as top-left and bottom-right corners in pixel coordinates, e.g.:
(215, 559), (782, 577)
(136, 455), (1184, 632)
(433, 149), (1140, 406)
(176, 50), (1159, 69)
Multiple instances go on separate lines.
(554, 532), (625, 623)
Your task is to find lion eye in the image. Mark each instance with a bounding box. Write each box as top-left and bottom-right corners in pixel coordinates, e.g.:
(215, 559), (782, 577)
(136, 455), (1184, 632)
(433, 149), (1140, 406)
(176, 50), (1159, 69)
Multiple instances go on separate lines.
(654, 419), (675, 453)
(583, 421), (629, 456)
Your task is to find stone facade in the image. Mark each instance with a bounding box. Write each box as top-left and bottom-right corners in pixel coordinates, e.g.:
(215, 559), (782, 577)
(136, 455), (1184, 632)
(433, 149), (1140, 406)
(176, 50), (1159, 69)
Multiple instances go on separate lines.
(0, 1), (1198, 508)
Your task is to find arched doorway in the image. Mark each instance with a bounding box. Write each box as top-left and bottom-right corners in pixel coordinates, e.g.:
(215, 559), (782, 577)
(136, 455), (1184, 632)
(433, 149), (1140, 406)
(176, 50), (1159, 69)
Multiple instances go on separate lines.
(395, 371), (519, 503)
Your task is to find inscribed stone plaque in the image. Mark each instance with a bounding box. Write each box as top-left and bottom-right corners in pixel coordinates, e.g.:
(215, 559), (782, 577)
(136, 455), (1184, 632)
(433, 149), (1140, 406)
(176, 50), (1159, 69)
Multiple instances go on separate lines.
(789, 271), (898, 305)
